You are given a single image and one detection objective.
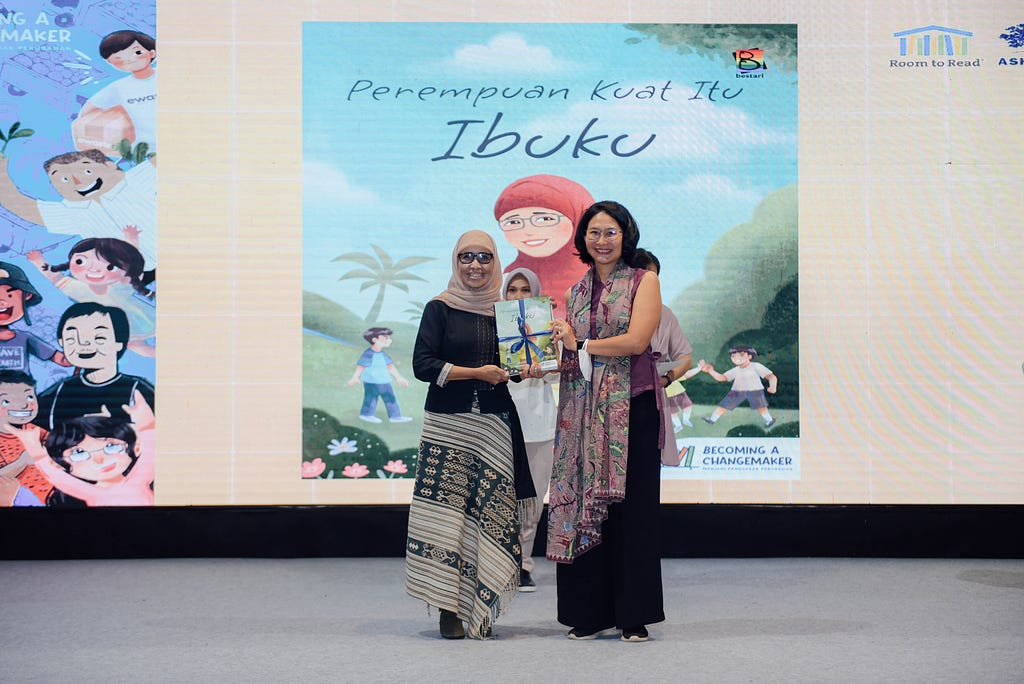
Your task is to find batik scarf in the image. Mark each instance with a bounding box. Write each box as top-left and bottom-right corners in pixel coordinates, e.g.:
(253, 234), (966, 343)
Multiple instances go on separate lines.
(547, 261), (639, 563)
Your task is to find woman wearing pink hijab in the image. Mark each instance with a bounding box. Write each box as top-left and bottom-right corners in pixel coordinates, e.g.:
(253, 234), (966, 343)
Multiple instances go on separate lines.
(405, 230), (536, 641)
(493, 174), (594, 308)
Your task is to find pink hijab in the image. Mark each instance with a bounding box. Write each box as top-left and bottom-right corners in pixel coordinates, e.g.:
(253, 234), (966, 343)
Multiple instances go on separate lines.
(493, 174), (594, 229)
(432, 230), (503, 316)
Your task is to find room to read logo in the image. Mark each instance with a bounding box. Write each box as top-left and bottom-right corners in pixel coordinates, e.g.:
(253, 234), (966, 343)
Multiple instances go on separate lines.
(998, 23), (1024, 66)
(732, 49), (766, 78)
(891, 26), (980, 68)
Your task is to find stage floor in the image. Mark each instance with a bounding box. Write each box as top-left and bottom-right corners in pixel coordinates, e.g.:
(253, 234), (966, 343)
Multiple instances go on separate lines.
(3, 557), (1022, 683)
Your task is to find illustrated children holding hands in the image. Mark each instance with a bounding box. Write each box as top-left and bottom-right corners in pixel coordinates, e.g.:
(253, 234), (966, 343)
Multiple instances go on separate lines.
(668, 363), (705, 429)
(348, 327), (412, 424)
(1, 389), (155, 506)
(702, 345), (778, 428)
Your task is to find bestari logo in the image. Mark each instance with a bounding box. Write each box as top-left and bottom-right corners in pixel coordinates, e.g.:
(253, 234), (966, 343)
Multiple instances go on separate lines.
(891, 25), (981, 68)
(732, 48), (766, 78)
(998, 23), (1024, 66)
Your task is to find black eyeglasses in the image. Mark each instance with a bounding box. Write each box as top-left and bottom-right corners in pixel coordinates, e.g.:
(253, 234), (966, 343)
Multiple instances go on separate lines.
(457, 252), (494, 265)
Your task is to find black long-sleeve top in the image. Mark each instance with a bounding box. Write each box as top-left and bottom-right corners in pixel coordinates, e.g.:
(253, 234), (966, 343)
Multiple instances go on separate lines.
(412, 299), (516, 415)
(412, 299), (535, 500)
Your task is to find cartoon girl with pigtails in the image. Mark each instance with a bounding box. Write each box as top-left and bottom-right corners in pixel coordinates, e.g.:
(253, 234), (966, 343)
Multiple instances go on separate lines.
(27, 238), (155, 357)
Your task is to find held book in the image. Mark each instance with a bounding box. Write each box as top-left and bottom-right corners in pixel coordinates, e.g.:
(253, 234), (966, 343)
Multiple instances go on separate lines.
(494, 296), (559, 372)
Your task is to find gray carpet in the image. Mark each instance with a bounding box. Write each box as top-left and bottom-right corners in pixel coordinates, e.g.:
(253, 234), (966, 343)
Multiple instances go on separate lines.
(4, 558), (1022, 683)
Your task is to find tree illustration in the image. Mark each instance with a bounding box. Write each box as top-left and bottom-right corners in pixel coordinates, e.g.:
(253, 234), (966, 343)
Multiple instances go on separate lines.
(403, 300), (426, 322)
(333, 244), (433, 323)
(625, 24), (798, 72)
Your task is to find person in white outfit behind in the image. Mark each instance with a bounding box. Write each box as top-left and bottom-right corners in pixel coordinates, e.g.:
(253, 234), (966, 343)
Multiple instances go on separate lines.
(501, 267), (558, 591)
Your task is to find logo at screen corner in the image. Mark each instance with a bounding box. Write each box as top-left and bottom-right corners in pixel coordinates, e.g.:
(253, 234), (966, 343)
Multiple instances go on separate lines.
(998, 23), (1024, 66)
(679, 445), (695, 468)
(732, 48), (766, 78)
(891, 26), (980, 68)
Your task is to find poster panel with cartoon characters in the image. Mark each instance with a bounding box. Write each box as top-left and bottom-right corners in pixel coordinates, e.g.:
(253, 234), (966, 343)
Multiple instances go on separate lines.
(0, 0), (156, 507)
(301, 23), (798, 484)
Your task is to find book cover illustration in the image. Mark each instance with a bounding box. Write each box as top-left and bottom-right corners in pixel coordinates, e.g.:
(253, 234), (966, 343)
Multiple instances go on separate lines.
(494, 296), (558, 373)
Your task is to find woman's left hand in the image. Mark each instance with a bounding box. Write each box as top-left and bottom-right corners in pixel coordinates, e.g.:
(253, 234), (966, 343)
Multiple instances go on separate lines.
(550, 319), (576, 349)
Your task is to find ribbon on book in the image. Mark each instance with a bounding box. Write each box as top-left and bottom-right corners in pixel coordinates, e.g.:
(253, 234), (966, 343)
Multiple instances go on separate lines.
(497, 298), (553, 366)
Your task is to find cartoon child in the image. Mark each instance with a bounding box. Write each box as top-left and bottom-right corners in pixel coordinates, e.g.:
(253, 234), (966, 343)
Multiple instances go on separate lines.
(73, 30), (157, 155)
(0, 369), (53, 506)
(671, 363), (705, 429)
(0, 261), (69, 373)
(3, 389), (155, 506)
(702, 345), (778, 428)
(0, 149), (157, 280)
(33, 302), (155, 430)
(493, 174), (594, 307)
(347, 327), (411, 424)
(27, 238), (155, 357)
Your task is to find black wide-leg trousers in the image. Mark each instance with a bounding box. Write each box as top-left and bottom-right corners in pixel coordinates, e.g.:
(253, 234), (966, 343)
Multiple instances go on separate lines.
(556, 390), (666, 630)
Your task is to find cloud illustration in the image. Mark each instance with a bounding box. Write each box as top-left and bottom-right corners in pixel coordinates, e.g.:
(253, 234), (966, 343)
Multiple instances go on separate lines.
(304, 161), (378, 206)
(445, 33), (570, 73)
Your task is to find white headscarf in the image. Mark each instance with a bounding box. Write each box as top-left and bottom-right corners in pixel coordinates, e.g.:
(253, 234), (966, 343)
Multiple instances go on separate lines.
(500, 267), (543, 302)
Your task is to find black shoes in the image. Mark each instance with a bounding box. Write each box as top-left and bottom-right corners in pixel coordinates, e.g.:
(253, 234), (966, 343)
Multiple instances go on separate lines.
(621, 625), (650, 642)
(568, 625), (650, 641)
(519, 569), (536, 592)
(439, 609), (465, 639)
(567, 626), (609, 640)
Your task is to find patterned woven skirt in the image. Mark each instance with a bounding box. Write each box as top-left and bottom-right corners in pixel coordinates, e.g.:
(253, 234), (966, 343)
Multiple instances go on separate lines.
(405, 410), (522, 639)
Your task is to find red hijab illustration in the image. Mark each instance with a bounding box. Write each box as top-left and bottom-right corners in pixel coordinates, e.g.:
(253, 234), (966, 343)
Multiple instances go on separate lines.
(493, 174), (594, 308)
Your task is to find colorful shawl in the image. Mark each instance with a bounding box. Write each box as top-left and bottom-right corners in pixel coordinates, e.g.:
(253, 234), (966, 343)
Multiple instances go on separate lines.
(546, 261), (640, 563)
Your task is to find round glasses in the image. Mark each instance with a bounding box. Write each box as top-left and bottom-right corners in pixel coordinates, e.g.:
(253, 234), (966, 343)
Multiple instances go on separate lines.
(585, 228), (622, 242)
(66, 442), (128, 462)
(498, 212), (567, 232)
(457, 252), (494, 265)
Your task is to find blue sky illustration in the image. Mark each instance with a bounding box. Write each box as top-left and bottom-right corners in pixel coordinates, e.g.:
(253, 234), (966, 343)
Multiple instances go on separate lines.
(303, 23), (797, 322)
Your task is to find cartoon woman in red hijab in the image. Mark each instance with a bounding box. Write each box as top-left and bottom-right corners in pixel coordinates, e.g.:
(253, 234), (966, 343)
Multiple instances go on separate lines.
(493, 174), (594, 308)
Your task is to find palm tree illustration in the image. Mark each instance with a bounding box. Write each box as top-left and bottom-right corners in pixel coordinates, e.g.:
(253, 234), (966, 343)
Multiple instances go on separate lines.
(334, 244), (434, 323)
(404, 301), (426, 322)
